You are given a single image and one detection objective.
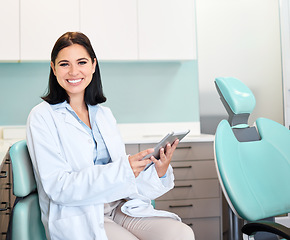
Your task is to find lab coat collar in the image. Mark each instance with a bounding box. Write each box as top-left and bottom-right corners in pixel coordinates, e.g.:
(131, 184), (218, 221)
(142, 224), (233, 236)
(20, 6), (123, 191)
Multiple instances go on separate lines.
(50, 101), (68, 111)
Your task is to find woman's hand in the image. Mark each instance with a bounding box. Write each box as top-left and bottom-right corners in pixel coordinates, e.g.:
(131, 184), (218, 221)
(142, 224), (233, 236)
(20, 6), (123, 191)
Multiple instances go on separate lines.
(151, 139), (179, 178)
(128, 148), (154, 177)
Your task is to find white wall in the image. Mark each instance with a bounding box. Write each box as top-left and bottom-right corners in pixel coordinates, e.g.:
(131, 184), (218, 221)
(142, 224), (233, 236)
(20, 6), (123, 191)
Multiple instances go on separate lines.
(280, 0), (290, 129)
(195, 0), (283, 133)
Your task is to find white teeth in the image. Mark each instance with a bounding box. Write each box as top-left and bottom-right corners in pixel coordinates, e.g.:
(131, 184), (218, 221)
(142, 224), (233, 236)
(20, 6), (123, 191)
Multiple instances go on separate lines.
(68, 79), (82, 84)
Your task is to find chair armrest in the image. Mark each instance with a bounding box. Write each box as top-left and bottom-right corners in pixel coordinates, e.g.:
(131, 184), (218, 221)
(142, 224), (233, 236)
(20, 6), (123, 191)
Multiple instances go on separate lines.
(242, 221), (290, 239)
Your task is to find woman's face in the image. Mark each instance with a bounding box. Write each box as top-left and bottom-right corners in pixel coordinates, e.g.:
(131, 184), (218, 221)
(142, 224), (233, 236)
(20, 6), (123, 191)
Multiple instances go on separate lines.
(51, 44), (96, 99)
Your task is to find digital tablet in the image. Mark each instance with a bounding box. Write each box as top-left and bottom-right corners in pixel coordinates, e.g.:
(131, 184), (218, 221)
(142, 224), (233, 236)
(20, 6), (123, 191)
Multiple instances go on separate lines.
(142, 130), (190, 171)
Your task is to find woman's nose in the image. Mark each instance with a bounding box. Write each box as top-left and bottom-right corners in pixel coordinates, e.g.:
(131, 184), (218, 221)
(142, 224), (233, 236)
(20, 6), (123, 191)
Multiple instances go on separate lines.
(68, 65), (78, 76)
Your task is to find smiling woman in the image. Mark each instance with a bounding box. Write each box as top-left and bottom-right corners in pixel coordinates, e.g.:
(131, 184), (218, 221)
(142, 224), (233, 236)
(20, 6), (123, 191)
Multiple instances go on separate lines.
(42, 32), (106, 106)
(25, 32), (195, 240)
(50, 44), (97, 127)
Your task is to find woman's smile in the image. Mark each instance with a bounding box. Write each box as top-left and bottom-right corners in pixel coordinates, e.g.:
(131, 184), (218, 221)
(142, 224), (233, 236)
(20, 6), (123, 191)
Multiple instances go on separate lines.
(67, 78), (83, 85)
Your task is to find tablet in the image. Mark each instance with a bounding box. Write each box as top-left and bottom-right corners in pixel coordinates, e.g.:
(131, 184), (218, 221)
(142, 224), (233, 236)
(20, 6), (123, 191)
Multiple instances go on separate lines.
(142, 130), (190, 171)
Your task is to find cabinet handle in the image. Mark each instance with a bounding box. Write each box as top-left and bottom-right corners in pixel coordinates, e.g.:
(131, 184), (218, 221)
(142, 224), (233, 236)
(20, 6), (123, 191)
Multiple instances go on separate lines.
(5, 183), (11, 190)
(169, 204), (193, 208)
(174, 185), (192, 188)
(173, 166), (192, 169)
(176, 146), (192, 150)
(0, 171), (7, 178)
(0, 202), (8, 211)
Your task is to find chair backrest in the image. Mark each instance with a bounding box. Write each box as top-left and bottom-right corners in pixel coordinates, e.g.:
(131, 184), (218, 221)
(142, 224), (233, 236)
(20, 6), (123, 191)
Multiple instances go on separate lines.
(9, 140), (47, 240)
(9, 140), (36, 197)
(214, 77), (290, 222)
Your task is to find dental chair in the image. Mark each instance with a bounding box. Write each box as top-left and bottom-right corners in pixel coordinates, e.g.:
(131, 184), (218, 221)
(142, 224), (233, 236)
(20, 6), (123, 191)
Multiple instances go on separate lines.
(214, 77), (290, 240)
(8, 140), (46, 240)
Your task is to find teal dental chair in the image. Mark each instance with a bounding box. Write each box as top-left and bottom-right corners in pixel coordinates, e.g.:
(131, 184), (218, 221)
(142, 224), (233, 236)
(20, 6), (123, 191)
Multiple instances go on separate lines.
(8, 140), (46, 240)
(214, 77), (290, 240)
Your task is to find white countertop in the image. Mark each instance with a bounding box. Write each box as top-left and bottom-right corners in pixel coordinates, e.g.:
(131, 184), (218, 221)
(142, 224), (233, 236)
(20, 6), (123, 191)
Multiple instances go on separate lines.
(122, 133), (214, 144)
(0, 122), (214, 165)
(0, 133), (214, 166)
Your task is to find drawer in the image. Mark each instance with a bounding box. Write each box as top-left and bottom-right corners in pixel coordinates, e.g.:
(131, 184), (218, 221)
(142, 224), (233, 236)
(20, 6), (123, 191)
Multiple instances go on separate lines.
(140, 142), (214, 160)
(157, 179), (220, 200)
(0, 166), (9, 191)
(0, 170), (8, 180)
(125, 144), (139, 155)
(183, 217), (221, 240)
(0, 172), (10, 205)
(0, 205), (9, 238)
(0, 159), (10, 173)
(0, 158), (11, 239)
(0, 184), (10, 203)
(172, 160), (217, 180)
(155, 198), (221, 218)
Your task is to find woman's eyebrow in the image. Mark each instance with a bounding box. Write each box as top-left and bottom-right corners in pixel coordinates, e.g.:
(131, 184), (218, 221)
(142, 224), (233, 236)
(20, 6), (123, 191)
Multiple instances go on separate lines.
(57, 59), (69, 64)
(57, 58), (88, 64)
(77, 57), (89, 61)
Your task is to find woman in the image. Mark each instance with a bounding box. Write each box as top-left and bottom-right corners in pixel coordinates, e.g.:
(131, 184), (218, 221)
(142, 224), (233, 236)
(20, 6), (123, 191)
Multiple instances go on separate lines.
(26, 32), (194, 240)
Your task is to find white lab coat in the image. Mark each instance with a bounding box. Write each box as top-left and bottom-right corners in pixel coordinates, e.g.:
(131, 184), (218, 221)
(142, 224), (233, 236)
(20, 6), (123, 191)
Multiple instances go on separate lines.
(26, 101), (179, 240)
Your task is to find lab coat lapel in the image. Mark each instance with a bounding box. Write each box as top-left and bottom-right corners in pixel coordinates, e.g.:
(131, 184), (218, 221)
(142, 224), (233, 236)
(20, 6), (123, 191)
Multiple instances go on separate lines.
(58, 108), (90, 136)
(95, 110), (120, 161)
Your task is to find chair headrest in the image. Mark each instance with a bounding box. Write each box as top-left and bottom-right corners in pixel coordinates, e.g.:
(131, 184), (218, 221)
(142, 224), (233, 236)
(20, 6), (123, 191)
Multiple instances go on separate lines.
(215, 77), (256, 115)
(9, 140), (36, 197)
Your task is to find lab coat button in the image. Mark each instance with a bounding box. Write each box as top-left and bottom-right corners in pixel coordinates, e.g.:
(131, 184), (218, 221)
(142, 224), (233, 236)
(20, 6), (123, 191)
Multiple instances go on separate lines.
(99, 223), (104, 228)
(88, 139), (93, 144)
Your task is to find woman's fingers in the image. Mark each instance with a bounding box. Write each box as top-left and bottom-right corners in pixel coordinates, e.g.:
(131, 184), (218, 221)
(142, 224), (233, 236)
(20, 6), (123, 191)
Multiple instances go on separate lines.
(128, 148), (154, 177)
(165, 139), (179, 158)
(131, 148), (154, 161)
(153, 139), (180, 177)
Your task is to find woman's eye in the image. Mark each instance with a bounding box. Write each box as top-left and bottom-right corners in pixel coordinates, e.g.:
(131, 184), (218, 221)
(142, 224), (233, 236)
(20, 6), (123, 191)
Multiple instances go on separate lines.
(79, 61), (87, 65)
(59, 63), (69, 67)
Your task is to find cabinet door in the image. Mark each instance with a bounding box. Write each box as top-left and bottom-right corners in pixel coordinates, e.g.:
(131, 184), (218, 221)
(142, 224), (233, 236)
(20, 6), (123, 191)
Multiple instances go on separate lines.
(0, 0), (19, 61)
(0, 160), (10, 238)
(80, 0), (138, 60)
(125, 144), (139, 156)
(138, 0), (196, 60)
(20, 0), (79, 61)
(183, 217), (221, 240)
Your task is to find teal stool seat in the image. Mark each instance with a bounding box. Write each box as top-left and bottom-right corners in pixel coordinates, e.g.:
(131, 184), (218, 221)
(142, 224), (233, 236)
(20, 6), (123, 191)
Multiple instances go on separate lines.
(9, 140), (47, 240)
(214, 77), (290, 239)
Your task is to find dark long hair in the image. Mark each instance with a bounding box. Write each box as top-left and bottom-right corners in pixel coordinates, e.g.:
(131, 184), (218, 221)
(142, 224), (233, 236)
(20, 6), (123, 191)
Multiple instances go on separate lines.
(42, 32), (106, 105)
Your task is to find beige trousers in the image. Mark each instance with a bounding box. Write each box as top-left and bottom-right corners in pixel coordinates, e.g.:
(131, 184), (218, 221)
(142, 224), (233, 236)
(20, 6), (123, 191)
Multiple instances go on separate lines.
(104, 204), (195, 240)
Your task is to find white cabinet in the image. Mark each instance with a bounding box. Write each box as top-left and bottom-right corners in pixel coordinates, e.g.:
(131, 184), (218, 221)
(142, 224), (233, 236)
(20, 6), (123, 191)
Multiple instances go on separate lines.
(138, 0), (196, 60)
(1, 0), (196, 61)
(20, 0), (80, 61)
(80, 0), (138, 61)
(81, 0), (196, 61)
(0, 0), (19, 61)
